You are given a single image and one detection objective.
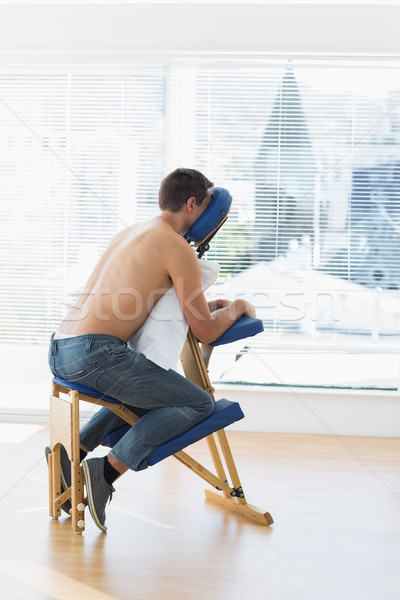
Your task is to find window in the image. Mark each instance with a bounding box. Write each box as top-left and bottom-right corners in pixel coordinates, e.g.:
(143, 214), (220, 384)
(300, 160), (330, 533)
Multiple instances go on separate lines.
(1, 57), (400, 411)
(174, 58), (400, 390)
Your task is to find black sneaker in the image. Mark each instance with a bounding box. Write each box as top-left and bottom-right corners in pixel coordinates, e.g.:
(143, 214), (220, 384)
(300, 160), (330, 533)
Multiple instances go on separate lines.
(82, 457), (115, 533)
(45, 445), (72, 515)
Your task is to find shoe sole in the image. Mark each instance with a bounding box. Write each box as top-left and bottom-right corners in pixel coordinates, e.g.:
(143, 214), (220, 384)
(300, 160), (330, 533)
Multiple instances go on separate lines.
(82, 461), (107, 533)
(45, 446), (72, 515)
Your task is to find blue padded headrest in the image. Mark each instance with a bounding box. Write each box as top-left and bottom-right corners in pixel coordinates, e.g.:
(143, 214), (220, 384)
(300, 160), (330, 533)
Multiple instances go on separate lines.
(184, 186), (232, 245)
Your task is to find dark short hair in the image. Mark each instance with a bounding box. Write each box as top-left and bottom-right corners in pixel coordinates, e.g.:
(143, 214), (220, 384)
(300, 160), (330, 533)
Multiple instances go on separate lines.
(159, 168), (214, 213)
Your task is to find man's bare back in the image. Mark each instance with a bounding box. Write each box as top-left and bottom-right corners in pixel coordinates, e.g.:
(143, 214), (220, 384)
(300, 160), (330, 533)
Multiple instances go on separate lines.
(58, 217), (186, 342)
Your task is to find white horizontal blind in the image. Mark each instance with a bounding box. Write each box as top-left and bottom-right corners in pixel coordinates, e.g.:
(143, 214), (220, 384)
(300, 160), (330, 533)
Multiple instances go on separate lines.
(189, 59), (400, 362)
(0, 67), (165, 344)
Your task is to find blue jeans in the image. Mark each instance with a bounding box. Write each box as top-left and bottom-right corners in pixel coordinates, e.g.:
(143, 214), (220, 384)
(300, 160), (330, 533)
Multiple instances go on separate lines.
(48, 333), (214, 471)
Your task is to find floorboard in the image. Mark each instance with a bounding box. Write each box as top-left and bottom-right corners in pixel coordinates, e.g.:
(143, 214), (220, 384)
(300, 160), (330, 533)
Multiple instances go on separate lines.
(0, 423), (399, 600)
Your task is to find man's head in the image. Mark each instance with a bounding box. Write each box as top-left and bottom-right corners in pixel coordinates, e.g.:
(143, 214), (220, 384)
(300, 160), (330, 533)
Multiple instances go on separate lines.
(159, 168), (214, 213)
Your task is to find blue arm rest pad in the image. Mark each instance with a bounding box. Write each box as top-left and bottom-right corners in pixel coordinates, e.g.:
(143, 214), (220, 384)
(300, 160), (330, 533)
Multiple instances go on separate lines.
(102, 398), (245, 466)
(209, 315), (264, 346)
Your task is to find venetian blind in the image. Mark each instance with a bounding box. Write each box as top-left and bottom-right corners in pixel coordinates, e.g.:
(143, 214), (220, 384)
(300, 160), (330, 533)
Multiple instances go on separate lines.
(0, 67), (166, 344)
(183, 58), (400, 358)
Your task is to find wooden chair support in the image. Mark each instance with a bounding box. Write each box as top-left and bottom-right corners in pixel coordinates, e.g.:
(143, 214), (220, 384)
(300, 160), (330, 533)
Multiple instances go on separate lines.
(48, 384), (140, 533)
(48, 328), (273, 533)
(180, 330), (273, 526)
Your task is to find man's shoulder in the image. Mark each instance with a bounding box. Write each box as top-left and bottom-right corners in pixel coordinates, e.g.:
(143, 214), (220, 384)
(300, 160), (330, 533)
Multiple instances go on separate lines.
(155, 229), (198, 273)
(124, 219), (185, 249)
(125, 218), (197, 264)
(150, 222), (193, 254)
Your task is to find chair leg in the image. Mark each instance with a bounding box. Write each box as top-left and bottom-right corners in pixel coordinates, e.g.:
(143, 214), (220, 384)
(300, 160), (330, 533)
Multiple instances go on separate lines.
(206, 434), (230, 498)
(71, 464), (85, 533)
(48, 450), (61, 519)
(70, 390), (85, 534)
(48, 450), (54, 518)
(216, 429), (246, 504)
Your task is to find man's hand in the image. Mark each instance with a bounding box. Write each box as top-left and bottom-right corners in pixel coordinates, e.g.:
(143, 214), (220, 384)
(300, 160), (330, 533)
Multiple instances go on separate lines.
(207, 299), (232, 312)
(233, 299), (256, 318)
(208, 298), (256, 318)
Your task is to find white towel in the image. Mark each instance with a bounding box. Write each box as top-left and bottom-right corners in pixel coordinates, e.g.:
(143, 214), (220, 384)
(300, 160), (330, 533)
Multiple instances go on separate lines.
(128, 259), (220, 370)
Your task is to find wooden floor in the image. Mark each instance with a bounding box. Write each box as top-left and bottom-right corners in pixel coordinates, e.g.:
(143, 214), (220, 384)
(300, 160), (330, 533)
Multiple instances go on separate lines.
(0, 422), (399, 600)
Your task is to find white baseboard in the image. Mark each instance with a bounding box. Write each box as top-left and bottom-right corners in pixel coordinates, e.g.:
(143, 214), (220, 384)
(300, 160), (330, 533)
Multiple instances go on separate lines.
(1, 384), (399, 438)
(214, 384), (400, 438)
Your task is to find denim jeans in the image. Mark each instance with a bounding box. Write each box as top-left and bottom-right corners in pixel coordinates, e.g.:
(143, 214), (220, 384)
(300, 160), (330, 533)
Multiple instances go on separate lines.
(48, 333), (214, 471)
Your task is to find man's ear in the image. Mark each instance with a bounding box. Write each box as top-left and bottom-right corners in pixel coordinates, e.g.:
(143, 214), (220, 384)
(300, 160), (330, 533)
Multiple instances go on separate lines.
(186, 196), (196, 214)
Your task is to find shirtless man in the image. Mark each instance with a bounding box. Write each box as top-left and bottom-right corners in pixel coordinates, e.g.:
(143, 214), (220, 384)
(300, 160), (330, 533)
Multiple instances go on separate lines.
(48, 167), (255, 532)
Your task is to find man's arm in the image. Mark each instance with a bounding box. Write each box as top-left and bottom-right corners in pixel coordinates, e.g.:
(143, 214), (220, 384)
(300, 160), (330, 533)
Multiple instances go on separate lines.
(207, 299), (231, 312)
(166, 238), (255, 344)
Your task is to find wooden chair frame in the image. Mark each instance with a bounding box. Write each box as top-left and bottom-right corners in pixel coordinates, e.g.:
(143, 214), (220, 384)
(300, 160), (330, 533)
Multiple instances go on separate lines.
(48, 329), (273, 533)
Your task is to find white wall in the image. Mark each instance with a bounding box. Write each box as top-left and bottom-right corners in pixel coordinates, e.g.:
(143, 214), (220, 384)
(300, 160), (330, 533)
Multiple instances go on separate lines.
(0, 3), (399, 56)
